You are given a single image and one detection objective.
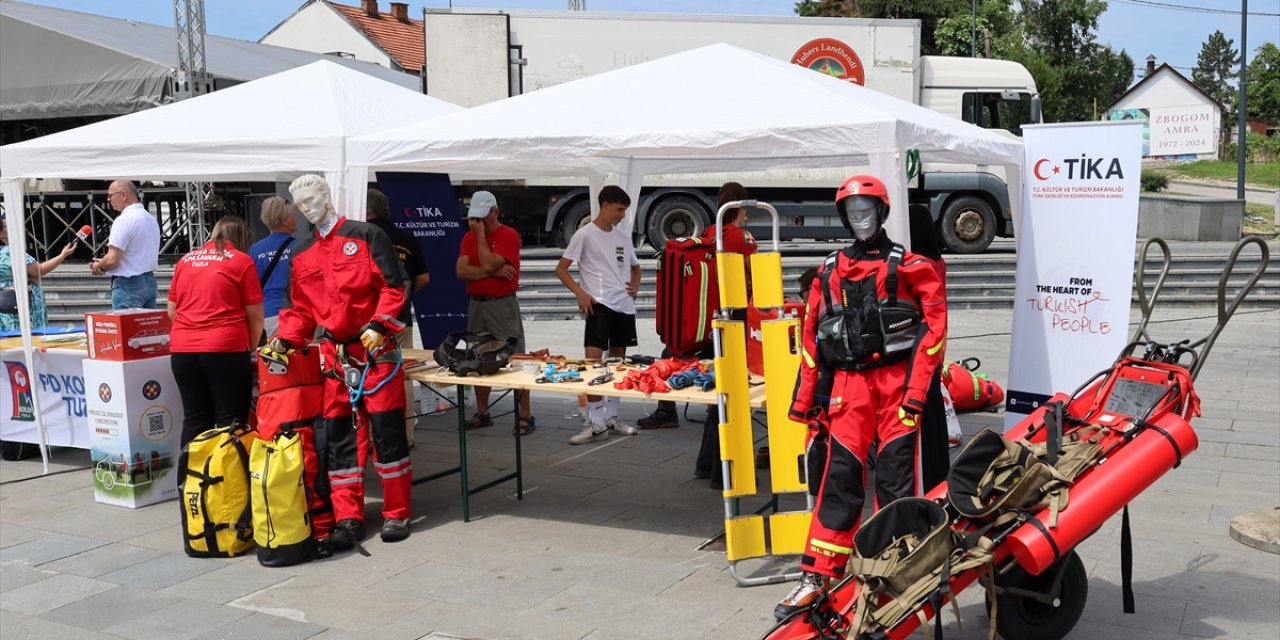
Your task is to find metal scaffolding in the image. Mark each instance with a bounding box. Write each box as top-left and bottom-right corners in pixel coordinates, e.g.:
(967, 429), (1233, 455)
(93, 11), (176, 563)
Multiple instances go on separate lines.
(172, 0), (214, 247)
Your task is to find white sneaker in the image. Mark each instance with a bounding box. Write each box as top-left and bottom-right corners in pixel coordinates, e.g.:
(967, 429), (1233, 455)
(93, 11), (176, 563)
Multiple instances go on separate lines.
(569, 424), (609, 445)
(606, 416), (638, 436)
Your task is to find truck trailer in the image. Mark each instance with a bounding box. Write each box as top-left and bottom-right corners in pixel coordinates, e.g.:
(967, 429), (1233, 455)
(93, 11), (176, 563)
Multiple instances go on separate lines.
(422, 10), (1040, 253)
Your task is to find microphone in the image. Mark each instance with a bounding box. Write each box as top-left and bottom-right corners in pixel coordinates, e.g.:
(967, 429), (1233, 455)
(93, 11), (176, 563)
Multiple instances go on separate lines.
(75, 225), (93, 248)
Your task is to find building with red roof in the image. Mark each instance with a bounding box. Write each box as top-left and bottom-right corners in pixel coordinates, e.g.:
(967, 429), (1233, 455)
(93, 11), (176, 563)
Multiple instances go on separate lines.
(261, 1), (423, 77)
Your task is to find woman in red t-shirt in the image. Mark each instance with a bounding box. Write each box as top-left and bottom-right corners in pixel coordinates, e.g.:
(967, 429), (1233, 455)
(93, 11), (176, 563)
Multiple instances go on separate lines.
(168, 216), (264, 446)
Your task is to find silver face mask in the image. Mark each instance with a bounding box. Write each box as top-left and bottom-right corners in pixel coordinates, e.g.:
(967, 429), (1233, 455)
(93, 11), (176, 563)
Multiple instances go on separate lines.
(842, 196), (882, 242)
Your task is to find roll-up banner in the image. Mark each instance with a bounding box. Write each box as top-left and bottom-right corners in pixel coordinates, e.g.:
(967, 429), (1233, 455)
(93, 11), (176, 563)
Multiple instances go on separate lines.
(1005, 121), (1143, 429)
(374, 172), (469, 349)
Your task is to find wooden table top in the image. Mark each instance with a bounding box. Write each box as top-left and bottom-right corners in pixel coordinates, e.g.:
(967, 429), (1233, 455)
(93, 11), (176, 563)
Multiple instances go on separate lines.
(402, 348), (767, 408)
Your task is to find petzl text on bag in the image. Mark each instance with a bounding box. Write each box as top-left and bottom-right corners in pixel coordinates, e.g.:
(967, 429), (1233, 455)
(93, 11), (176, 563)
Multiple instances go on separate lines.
(178, 424), (256, 558)
(251, 430), (314, 567)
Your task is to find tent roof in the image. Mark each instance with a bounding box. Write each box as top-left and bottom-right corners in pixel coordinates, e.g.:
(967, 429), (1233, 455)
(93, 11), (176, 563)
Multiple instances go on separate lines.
(0, 60), (459, 181)
(0, 0), (419, 120)
(348, 43), (1023, 179)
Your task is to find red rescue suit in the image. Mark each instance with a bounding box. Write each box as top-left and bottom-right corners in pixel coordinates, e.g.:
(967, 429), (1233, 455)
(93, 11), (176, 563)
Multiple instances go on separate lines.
(790, 233), (946, 579)
(277, 217), (411, 529)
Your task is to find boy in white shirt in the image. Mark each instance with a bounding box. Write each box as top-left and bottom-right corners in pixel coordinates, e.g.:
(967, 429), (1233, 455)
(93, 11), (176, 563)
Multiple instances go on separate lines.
(554, 186), (643, 445)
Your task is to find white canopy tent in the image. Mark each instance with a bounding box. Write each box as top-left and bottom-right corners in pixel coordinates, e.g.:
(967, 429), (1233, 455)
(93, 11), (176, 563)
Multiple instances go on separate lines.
(0, 60), (460, 470)
(348, 43), (1025, 243)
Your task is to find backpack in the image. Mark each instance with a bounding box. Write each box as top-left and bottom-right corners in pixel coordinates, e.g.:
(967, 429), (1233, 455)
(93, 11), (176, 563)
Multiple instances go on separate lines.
(943, 358), (1006, 412)
(655, 237), (718, 356)
(179, 423), (256, 558)
(255, 345), (330, 559)
(815, 245), (921, 371)
(250, 430), (315, 567)
(433, 331), (517, 376)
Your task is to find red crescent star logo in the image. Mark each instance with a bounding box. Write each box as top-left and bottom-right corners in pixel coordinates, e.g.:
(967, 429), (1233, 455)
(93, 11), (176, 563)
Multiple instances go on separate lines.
(1033, 158), (1057, 181)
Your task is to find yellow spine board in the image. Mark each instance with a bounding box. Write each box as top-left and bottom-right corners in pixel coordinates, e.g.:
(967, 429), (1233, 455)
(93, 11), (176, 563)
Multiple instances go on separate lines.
(714, 319), (755, 497)
(767, 511), (813, 556)
(717, 252), (747, 310)
(749, 252), (784, 308)
(761, 318), (808, 493)
(725, 515), (767, 562)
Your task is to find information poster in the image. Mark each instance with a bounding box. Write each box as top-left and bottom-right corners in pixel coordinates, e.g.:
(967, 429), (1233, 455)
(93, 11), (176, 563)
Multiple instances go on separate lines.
(375, 172), (468, 350)
(1006, 122), (1143, 428)
(1, 348), (89, 448)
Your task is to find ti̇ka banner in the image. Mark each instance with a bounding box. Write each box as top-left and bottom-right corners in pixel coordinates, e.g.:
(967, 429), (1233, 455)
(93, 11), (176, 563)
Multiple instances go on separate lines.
(1005, 121), (1143, 429)
(375, 172), (468, 349)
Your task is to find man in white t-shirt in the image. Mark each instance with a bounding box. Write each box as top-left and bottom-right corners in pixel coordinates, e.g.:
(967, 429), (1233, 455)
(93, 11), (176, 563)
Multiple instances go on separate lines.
(555, 185), (642, 445)
(90, 180), (161, 309)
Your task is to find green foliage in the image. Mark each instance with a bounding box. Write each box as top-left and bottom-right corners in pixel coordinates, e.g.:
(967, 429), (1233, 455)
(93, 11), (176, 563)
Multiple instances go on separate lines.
(1224, 132), (1280, 166)
(1244, 42), (1280, 123)
(1140, 169), (1170, 192)
(1171, 159), (1280, 189)
(1192, 30), (1240, 108)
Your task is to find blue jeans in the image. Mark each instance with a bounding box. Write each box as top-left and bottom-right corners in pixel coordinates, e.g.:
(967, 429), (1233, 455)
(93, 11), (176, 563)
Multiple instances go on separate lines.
(111, 273), (157, 310)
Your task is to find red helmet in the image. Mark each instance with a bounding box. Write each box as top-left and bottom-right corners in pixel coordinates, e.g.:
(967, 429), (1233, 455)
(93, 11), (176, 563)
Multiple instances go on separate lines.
(834, 174), (890, 212)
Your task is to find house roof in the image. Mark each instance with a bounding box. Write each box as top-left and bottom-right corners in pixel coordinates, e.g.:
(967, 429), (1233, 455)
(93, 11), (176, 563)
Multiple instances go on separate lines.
(327, 1), (424, 72)
(1106, 63), (1226, 114)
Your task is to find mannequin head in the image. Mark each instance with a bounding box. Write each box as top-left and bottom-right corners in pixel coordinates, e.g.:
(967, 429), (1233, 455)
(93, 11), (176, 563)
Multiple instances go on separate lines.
(289, 174), (336, 227)
(835, 174), (890, 242)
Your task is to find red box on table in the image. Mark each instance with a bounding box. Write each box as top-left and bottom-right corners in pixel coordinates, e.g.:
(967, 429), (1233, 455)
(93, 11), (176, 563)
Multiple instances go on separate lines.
(84, 309), (171, 360)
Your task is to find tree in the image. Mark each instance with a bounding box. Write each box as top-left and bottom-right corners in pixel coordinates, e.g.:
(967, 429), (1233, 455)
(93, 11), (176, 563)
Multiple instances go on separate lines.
(1244, 42), (1280, 124)
(1192, 30), (1241, 109)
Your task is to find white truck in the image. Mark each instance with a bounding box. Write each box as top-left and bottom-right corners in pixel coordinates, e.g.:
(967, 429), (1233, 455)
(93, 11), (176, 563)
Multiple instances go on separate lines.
(422, 10), (1040, 253)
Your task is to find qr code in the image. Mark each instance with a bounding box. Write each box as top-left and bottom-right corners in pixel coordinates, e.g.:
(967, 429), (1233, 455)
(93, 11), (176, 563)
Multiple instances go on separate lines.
(147, 413), (165, 436)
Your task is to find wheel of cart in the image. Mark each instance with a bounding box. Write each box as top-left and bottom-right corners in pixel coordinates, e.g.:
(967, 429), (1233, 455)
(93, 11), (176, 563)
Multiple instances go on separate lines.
(94, 459), (116, 490)
(989, 550), (1088, 640)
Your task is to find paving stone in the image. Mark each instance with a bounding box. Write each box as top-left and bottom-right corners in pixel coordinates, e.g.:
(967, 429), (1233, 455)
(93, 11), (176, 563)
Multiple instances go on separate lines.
(1181, 598), (1280, 639)
(1, 573), (117, 615)
(1224, 442), (1280, 461)
(189, 611), (328, 640)
(104, 598), (251, 640)
(0, 522), (52, 549)
(0, 533), (109, 566)
(99, 553), (228, 591)
(159, 563), (294, 604)
(384, 600), (594, 640)
(1, 560), (56, 592)
(232, 574), (429, 631)
(21, 503), (177, 544)
(0, 608), (123, 640)
(41, 543), (164, 578)
(39, 584), (179, 630)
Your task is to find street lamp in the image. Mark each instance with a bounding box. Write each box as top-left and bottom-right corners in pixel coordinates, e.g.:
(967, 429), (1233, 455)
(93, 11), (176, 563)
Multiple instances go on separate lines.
(1237, 0), (1248, 200)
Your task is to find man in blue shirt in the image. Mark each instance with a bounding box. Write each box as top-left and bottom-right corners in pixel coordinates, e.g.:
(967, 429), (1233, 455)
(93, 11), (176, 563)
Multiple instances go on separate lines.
(249, 196), (298, 341)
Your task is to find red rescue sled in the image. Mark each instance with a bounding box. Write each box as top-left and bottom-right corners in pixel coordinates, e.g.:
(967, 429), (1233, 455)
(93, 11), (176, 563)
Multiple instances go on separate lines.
(761, 237), (1269, 640)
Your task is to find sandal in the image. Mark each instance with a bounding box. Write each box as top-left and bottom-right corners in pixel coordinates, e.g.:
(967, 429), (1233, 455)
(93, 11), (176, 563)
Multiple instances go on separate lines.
(464, 412), (493, 430)
(514, 416), (536, 436)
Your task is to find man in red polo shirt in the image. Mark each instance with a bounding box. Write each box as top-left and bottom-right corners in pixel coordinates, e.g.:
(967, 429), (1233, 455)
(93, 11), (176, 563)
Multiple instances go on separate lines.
(455, 191), (533, 434)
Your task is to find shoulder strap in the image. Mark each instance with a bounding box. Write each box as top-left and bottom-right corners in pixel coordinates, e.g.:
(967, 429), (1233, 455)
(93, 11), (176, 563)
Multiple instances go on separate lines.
(885, 243), (905, 306)
(261, 236), (295, 287)
(821, 251), (841, 314)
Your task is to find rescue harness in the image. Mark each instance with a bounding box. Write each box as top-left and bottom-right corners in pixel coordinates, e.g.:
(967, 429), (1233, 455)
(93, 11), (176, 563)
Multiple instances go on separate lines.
(814, 244), (923, 371)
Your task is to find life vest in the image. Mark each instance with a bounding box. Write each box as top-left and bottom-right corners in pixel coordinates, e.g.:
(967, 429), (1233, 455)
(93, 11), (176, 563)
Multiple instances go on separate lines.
(814, 245), (922, 371)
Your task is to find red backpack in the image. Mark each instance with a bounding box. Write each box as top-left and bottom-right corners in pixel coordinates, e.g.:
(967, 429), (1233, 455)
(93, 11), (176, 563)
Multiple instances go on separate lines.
(943, 358), (1006, 412)
(655, 237), (718, 356)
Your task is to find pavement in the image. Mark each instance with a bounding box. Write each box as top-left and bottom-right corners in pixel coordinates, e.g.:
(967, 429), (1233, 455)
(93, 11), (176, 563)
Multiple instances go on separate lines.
(1165, 179), (1279, 208)
(2, 305), (1278, 640)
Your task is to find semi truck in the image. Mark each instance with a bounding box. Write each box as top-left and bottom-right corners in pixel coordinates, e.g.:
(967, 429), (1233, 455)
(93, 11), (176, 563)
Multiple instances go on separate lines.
(421, 10), (1040, 253)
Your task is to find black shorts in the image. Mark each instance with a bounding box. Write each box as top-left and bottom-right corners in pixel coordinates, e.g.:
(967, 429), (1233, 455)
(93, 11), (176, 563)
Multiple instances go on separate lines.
(584, 303), (638, 350)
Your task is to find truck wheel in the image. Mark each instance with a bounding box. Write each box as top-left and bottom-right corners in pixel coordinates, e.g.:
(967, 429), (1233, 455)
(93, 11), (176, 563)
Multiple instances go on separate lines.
(645, 196), (708, 249)
(993, 551), (1088, 640)
(553, 200), (593, 248)
(939, 196), (996, 254)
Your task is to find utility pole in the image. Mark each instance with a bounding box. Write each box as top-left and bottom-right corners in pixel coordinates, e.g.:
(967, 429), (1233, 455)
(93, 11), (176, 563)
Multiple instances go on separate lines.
(971, 0), (977, 57)
(568, 1), (586, 10)
(1236, 0), (1248, 200)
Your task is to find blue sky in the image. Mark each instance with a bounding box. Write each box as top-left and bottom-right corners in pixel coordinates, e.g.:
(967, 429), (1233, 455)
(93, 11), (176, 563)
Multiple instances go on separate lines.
(17, 0), (1280, 76)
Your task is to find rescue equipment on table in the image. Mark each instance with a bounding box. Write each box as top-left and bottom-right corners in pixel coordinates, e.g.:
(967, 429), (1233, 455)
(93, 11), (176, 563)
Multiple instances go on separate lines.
(656, 235), (719, 356)
(536, 363), (582, 383)
(179, 422), (256, 558)
(759, 236), (1269, 640)
(587, 371), (615, 386)
(943, 358), (1006, 412)
(253, 347), (328, 567)
(433, 330), (517, 376)
(613, 357), (712, 394)
(813, 244), (921, 371)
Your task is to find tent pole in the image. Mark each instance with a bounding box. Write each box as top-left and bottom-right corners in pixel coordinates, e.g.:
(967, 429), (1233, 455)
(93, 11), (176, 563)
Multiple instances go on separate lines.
(2, 179), (51, 473)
